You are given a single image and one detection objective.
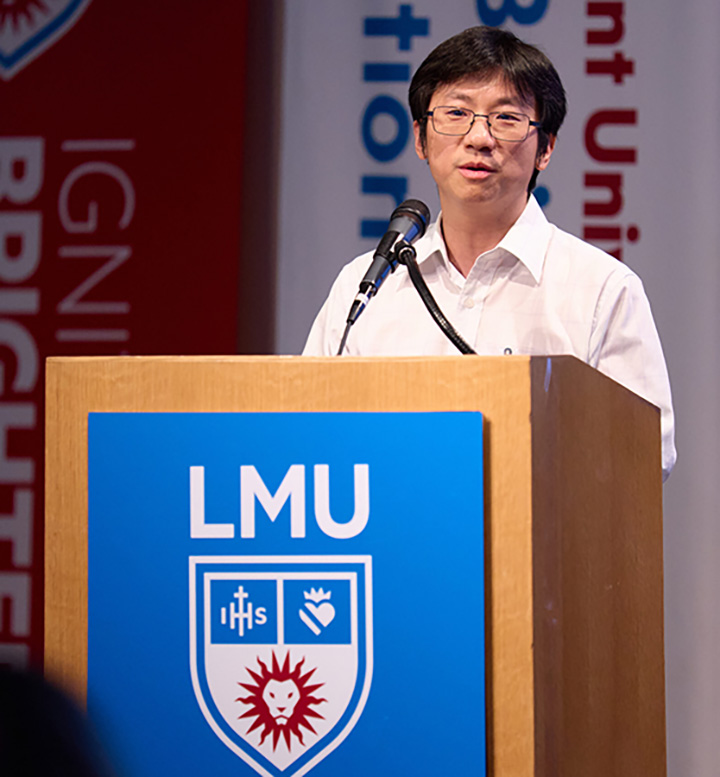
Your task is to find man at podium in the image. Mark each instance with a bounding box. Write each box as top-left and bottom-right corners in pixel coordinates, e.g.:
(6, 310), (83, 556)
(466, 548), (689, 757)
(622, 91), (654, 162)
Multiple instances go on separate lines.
(303, 26), (675, 481)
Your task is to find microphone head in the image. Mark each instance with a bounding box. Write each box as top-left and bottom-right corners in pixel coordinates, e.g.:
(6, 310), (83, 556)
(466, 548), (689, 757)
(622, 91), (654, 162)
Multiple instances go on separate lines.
(388, 199), (432, 244)
(392, 198), (431, 228)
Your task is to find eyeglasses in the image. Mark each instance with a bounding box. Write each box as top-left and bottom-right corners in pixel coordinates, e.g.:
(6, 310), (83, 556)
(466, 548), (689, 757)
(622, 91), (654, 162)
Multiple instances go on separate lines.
(425, 106), (542, 142)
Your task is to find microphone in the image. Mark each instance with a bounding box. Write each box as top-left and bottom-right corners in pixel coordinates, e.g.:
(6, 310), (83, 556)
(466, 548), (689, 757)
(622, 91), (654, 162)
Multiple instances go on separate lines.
(346, 199), (431, 327)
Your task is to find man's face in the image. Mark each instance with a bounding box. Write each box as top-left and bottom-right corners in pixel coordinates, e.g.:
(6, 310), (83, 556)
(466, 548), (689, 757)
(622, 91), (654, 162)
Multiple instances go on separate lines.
(413, 75), (555, 217)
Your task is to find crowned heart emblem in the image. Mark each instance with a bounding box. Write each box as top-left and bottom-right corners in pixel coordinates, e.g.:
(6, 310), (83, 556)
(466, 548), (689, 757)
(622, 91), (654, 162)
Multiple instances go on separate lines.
(299, 587), (336, 634)
(305, 601), (336, 627)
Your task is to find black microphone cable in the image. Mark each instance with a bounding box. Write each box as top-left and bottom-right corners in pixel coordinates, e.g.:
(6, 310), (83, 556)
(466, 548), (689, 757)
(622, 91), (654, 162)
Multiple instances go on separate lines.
(395, 241), (476, 355)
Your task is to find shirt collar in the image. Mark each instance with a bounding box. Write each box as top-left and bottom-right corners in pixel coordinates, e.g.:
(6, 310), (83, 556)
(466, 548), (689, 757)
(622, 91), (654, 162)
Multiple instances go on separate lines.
(419, 194), (552, 284)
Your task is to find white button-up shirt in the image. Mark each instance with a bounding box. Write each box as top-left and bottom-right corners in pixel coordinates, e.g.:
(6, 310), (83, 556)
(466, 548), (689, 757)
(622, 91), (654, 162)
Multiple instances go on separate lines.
(303, 196), (676, 479)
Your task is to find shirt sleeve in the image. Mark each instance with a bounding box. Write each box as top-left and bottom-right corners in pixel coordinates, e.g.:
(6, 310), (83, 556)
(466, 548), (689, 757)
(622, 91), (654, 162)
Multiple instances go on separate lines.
(589, 270), (676, 481)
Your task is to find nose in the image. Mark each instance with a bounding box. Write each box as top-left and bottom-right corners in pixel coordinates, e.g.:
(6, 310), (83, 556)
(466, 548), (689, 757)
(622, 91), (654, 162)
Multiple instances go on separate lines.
(465, 115), (494, 147)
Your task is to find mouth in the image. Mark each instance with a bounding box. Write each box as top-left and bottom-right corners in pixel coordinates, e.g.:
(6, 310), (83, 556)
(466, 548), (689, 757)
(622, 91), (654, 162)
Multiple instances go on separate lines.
(458, 161), (496, 180)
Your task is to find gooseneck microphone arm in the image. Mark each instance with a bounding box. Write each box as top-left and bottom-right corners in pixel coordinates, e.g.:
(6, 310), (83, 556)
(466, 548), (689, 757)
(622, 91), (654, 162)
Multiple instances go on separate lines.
(337, 199), (431, 355)
(336, 197), (476, 356)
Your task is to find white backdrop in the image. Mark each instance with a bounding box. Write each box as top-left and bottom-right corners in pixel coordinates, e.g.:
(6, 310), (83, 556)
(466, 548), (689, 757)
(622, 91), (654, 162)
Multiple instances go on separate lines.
(275, 3), (720, 775)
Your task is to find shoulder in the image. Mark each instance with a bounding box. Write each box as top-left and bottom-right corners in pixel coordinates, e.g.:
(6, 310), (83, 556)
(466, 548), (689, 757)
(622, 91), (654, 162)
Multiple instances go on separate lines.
(326, 248), (374, 295)
(302, 247), (376, 356)
(544, 221), (642, 291)
(549, 222), (631, 270)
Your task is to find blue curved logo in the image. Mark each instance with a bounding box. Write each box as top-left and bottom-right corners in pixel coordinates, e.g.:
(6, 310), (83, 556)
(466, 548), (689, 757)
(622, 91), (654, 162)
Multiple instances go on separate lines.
(476, 0), (549, 27)
(0, 0), (93, 80)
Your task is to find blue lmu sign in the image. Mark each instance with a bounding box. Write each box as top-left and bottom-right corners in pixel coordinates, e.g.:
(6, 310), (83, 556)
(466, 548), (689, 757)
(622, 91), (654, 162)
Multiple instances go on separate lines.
(88, 412), (485, 777)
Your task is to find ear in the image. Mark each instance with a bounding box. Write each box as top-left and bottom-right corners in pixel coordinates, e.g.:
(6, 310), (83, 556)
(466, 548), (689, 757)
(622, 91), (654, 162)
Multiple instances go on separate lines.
(536, 134), (556, 171)
(413, 121), (427, 161)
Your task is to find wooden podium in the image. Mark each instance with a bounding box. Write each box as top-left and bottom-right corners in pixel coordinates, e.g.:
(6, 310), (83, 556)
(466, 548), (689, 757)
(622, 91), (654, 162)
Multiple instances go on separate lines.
(45, 355), (666, 777)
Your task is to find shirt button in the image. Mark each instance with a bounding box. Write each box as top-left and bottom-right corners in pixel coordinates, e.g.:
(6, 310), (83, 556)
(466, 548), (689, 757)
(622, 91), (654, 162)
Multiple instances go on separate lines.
(463, 297), (475, 309)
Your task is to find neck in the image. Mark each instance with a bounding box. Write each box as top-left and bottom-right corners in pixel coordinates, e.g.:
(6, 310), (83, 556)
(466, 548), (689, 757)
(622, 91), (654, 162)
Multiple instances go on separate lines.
(441, 196), (528, 277)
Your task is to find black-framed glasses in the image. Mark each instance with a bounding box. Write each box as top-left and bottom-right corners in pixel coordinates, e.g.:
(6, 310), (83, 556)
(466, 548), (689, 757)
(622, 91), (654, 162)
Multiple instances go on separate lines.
(425, 106), (541, 142)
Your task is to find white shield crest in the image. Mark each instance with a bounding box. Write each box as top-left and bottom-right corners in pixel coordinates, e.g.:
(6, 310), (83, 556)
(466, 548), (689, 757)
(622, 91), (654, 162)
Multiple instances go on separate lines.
(190, 556), (373, 777)
(0, 0), (93, 80)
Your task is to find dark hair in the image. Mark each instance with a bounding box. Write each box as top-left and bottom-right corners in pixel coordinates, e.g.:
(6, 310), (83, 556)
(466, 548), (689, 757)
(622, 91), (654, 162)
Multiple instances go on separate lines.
(0, 667), (116, 777)
(409, 26), (567, 192)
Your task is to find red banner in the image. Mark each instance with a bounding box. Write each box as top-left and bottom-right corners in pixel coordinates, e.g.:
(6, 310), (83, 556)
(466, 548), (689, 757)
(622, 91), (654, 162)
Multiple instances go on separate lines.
(1, 0), (249, 666)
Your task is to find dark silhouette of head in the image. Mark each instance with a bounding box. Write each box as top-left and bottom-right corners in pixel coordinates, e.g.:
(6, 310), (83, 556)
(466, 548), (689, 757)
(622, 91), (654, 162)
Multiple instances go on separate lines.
(0, 666), (115, 777)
